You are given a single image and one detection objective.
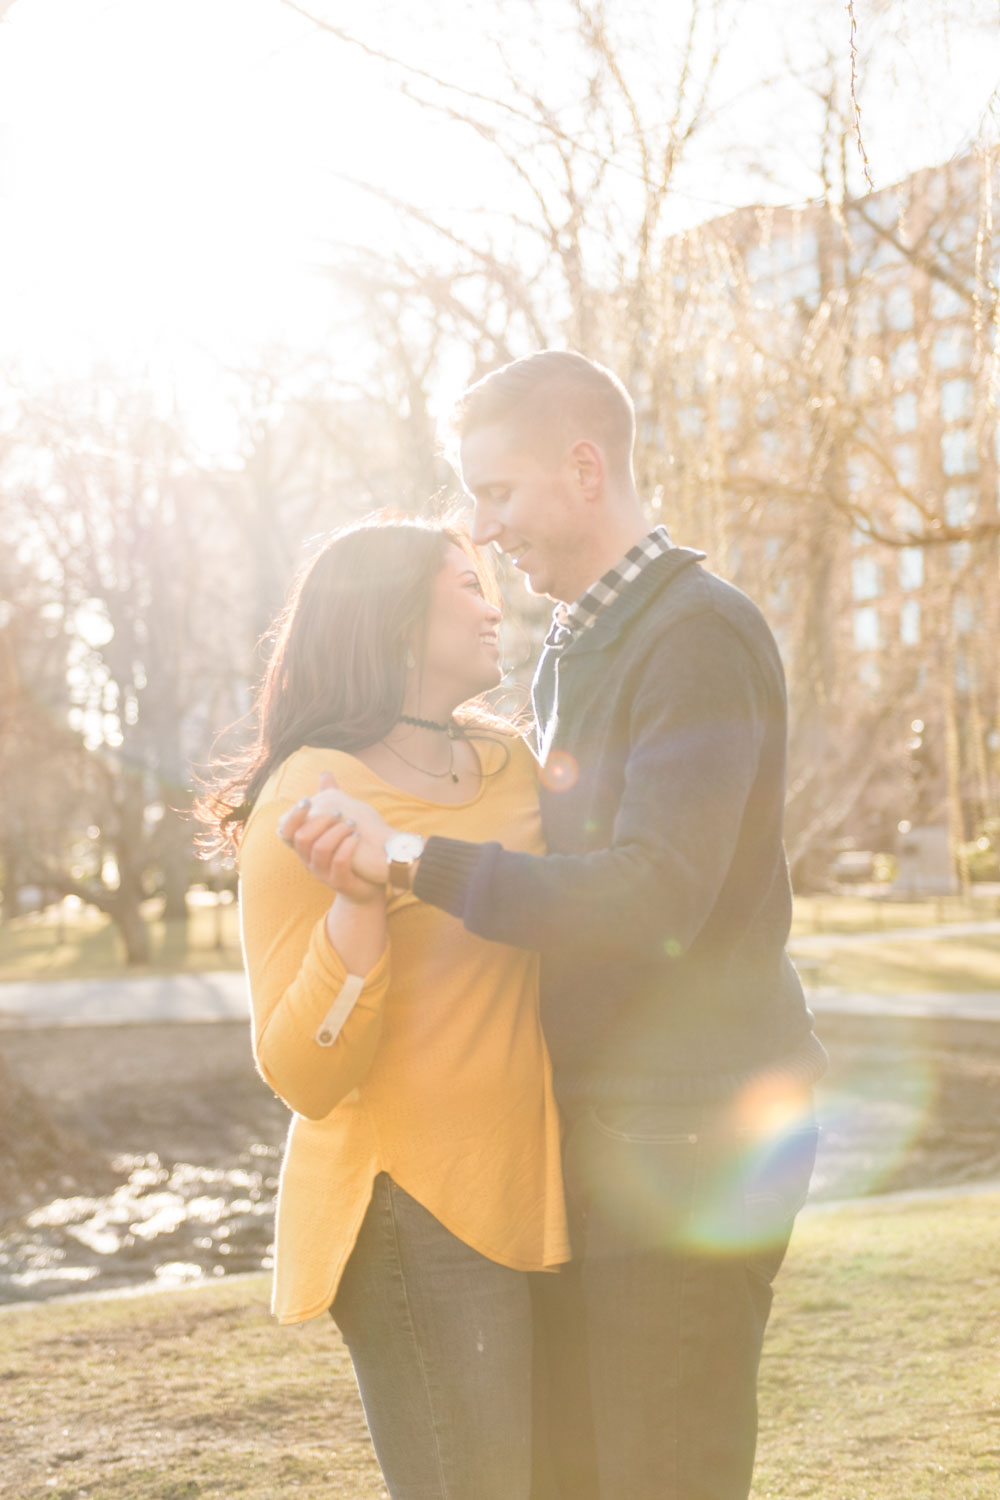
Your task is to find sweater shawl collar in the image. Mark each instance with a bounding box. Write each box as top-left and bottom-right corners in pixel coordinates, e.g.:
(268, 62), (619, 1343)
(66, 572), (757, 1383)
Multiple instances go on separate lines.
(558, 544), (706, 657)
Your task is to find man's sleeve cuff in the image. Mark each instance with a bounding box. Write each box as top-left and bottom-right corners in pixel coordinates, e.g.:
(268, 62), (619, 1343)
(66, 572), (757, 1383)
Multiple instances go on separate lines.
(412, 837), (495, 917)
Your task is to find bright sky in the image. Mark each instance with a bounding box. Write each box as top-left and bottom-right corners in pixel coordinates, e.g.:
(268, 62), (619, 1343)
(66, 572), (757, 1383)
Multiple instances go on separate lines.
(0, 0), (997, 446)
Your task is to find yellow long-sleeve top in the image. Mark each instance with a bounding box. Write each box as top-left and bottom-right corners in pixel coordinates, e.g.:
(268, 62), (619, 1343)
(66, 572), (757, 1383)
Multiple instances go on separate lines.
(238, 735), (570, 1325)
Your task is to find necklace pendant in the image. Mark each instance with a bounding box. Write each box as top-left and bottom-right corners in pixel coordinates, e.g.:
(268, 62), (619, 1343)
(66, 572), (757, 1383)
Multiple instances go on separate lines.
(451, 771), (459, 783)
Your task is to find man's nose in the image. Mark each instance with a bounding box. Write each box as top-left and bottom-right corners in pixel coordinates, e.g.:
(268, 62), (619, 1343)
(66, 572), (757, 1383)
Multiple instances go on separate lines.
(470, 503), (500, 547)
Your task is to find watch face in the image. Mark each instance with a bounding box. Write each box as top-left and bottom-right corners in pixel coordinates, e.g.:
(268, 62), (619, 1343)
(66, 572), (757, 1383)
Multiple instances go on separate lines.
(386, 833), (425, 864)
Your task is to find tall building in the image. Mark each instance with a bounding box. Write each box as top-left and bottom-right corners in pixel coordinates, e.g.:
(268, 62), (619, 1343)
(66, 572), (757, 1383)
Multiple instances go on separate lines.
(646, 151), (999, 880)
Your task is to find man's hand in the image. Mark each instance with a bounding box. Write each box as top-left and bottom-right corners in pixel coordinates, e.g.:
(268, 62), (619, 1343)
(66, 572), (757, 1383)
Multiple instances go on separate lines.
(277, 771), (393, 885)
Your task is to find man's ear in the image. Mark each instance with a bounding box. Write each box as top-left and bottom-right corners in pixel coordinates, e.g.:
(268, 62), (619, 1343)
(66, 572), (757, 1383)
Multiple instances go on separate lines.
(567, 439), (605, 501)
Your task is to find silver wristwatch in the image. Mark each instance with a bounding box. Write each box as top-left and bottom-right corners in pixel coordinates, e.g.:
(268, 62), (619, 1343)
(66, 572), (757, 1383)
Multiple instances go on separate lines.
(385, 832), (425, 890)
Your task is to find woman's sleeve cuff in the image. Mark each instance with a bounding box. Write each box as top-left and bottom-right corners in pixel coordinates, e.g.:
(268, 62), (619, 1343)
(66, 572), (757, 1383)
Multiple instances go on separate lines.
(314, 974), (366, 1047)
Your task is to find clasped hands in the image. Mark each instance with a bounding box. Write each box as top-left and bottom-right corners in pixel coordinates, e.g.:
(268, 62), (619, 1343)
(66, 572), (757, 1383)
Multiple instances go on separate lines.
(277, 771), (395, 900)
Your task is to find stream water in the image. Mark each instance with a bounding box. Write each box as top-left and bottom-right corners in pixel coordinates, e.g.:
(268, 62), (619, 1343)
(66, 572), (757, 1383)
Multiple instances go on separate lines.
(0, 1144), (281, 1304)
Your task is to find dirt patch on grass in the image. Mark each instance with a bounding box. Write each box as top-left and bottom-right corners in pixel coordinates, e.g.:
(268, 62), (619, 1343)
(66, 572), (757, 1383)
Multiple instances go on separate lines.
(0, 1276), (388, 1500)
(1, 1022), (287, 1211)
(2, 1021), (287, 1178)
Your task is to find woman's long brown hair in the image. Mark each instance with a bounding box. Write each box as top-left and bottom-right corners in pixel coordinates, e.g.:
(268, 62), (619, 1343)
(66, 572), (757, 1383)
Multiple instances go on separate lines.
(197, 513), (501, 856)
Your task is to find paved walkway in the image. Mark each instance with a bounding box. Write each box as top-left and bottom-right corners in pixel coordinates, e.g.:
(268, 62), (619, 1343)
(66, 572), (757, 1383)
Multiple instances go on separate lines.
(786, 919), (1000, 1019)
(0, 970), (998, 1027)
(805, 985), (1000, 1021)
(0, 971), (250, 1028)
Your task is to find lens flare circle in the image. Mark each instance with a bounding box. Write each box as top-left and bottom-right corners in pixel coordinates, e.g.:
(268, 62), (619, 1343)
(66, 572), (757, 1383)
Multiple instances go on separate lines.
(539, 750), (579, 792)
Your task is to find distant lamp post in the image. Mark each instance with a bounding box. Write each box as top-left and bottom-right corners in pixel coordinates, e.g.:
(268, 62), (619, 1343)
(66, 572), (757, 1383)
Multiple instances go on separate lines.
(988, 728), (1000, 806)
(907, 717), (935, 821)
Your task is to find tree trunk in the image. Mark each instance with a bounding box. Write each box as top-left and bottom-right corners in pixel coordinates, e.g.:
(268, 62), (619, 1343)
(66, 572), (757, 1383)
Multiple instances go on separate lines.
(108, 893), (152, 966)
(0, 844), (21, 924)
(159, 805), (191, 925)
(32, 866), (153, 968)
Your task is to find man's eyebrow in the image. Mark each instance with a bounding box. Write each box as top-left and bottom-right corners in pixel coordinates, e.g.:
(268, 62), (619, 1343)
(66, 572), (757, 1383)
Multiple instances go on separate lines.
(466, 476), (510, 494)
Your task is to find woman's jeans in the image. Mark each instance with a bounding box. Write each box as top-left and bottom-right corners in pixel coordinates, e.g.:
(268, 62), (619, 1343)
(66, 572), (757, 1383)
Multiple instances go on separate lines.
(532, 1097), (820, 1500)
(331, 1173), (534, 1500)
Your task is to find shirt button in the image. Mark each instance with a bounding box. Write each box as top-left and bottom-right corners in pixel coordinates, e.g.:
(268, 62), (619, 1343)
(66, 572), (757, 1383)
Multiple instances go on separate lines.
(317, 1030), (332, 1045)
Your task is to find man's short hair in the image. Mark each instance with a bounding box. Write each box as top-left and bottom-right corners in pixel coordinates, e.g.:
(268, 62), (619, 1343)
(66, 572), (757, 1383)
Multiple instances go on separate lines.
(452, 350), (636, 478)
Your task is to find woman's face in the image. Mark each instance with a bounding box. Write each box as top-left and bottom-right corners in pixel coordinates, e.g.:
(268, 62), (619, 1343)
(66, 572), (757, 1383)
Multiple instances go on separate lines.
(416, 544), (503, 701)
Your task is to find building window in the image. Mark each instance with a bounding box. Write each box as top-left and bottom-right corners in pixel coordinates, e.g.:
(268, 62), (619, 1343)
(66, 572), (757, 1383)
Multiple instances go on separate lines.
(898, 547), (924, 590)
(853, 606), (883, 650)
(940, 377), (974, 423)
(942, 429), (978, 476)
(933, 327), (970, 368)
(900, 599), (921, 645)
(851, 556), (882, 600)
(679, 405), (704, 439)
(953, 596), (975, 636)
(796, 228), (818, 263)
(945, 485), (976, 526)
(892, 392), (918, 432)
(858, 659), (882, 693)
(937, 218), (976, 257)
(930, 280), (966, 320)
(890, 340), (919, 380)
(790, 261), (821, 299)
(847, 354), (873, 395)
(847, 455), (867, 493)
(949, 540), (971, 573)
(885, 285), (913, 331)
(893, 443), (918, 486)
(848, 236), (873, 279)
(717, 394), (740, 430)
(895, 497), (924, 533)
(745, 244), (773, 281)
(767, 578), (791, 612)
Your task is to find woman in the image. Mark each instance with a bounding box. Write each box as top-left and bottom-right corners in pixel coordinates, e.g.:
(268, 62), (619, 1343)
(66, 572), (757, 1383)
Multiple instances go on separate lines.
(201, 514), (568, 1500)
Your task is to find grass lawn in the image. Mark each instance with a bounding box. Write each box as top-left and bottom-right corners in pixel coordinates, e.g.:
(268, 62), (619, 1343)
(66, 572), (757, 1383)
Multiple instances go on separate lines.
(790, 932), (1000, 994)
(2, 1192), (999, 1498)
(0, 898), (243, 984)
(753, 1191), (1000, 1498)
(791, 891), (1000, 937)
(8, 895), (1000, 996)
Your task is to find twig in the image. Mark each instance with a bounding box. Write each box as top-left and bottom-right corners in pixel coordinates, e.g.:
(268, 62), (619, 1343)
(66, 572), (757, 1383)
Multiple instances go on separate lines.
(846, 0), (874, 192)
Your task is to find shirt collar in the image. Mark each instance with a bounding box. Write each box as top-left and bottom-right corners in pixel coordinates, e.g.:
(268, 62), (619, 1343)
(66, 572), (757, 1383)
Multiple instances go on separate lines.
(545, 526), (673, 647)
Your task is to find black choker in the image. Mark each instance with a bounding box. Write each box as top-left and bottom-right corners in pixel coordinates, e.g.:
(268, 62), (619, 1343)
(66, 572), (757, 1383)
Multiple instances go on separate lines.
(398, 714), (458, 736)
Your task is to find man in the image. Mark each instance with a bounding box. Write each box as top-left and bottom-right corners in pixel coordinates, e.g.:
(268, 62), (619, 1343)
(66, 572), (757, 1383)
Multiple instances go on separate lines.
(283, 350), (826, 1499)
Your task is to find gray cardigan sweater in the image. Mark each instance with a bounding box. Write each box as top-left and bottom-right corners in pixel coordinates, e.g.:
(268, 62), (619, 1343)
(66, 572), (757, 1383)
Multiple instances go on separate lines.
(415, 547), (826, 1105)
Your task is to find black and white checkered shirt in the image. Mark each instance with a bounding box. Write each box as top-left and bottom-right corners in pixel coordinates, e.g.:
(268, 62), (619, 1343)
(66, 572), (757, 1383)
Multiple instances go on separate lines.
(545, 526), (673, 648)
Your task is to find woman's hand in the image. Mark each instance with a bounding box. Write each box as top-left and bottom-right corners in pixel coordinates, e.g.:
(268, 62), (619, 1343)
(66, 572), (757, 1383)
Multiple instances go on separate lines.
(283, 780), (389, 894)
(277, 772), (392, 888)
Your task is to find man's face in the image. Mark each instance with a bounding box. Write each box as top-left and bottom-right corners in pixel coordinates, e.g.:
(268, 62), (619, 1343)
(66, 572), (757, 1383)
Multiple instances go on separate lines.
(460, 420), (593, 603)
